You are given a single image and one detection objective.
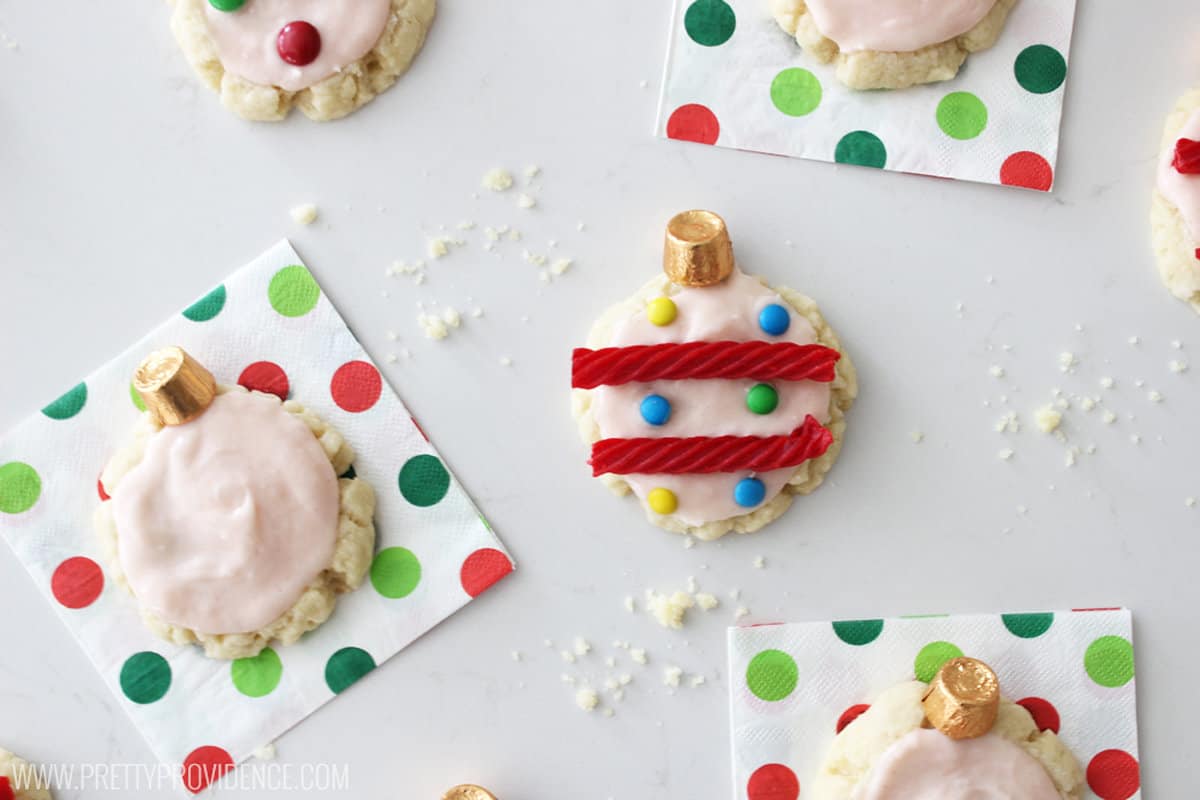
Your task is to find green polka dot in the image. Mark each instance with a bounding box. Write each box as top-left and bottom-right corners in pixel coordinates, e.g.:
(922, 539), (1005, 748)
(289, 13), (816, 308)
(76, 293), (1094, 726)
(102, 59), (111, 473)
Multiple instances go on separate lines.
(398, 455), (451, 507)
(1002, 612), (1054, 639)
(832, 619), (884, 646)
(0, 462), (41, 515)
(770, 68), (822, 117)
(1014, 45), (1066, 94)
(183, 284), (227, 322)
(835, 131), (887, 169)
(746, 649), (798, 702)
(231, 648), (283, 698)
(268, 265), (320, 318)
(42, 383), (87, 420)
(684, 0), (736, 47)
(120, 652), (172, 704)
(325, 647), (376, 694)
(937, 92), (988, 140)
(370, 547), (422, 599)
(914, 641), (963, 683)
(130, 382), (146, 412)
(1085, 636), (1135, 688)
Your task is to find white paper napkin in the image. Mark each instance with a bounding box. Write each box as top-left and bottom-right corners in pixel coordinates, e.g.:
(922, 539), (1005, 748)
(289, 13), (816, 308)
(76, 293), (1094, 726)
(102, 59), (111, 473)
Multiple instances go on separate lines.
(659, 0), (1077, 190)
(728, 609), (1139, 799)
(0, 240), (514, 794)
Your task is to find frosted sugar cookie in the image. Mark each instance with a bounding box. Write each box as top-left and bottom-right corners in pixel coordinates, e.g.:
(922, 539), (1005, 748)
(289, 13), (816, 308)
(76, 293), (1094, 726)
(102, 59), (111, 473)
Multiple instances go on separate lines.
(0, 749), (52, 800)
(95, 347), (376, 660)
(812, 658), (1084, 799)
(1152, 88), (1200, 313)
(571, 211), (857, 541)
(169, 0), (436, 121)
(771, 0), (1017, 90)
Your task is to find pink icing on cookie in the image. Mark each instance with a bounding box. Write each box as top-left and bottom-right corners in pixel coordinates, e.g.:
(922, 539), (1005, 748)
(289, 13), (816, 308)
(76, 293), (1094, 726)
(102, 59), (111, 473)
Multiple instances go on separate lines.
(112, 390), (340, 635)
(591, 269), (832, 526)
(204, 0), (391, 92)
(1158, 109), (1200, 245)
(860, 729), (1061, 799)
(804, 0), (997, 53)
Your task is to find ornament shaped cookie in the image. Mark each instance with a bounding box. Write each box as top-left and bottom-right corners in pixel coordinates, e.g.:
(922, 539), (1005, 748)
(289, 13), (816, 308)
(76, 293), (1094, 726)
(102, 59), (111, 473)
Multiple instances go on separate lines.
(771, 0), (1017, 90)
(169, 0), (436, 121)
(0, 748), (52, 800)
(571, 211), (857, 540)
(811, 658), (1085, 799)
(94, 347), (376, 660)
(1152, 88), (1200, 313)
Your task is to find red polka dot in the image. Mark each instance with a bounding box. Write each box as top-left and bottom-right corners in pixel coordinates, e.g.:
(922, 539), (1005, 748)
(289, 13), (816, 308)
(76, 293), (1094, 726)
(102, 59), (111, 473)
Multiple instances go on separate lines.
(1087, 749), (1140, 800)
(1000, 151), (1054, 191)
(460, 548), (513, 597)
(0, 775), (14, 800)
(238, 361), (290, 401)
(181, 746), (235, 795)
(277, 21), (321, 66)
(51, 557), (104, 609)
(667, 103), (720, 145)
(836, 703), (870, 733)
(1017, 696), (1060, 734)
(330, 361), (382, 413)
(746, 763), (799, 800)
(97, 476), (110, 502)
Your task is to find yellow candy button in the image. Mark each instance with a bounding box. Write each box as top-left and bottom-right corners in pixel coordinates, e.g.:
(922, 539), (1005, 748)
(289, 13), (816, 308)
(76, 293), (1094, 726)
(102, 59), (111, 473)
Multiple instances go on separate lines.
(646, 297), (678, 327)
(647, 487), (678, 515)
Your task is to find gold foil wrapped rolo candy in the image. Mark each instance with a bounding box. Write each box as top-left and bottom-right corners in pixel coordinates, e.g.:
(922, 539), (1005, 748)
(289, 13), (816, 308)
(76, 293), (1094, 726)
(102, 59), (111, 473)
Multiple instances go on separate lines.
(133, 346), (217, 427)
(663, 209), (734, 287)
(442, 785), (497, 800)
(921, 657), (1000, 740)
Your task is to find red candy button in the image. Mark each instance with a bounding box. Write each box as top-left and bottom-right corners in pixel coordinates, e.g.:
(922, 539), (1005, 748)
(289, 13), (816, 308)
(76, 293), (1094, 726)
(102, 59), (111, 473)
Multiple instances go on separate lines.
(277, 21), (321, 66)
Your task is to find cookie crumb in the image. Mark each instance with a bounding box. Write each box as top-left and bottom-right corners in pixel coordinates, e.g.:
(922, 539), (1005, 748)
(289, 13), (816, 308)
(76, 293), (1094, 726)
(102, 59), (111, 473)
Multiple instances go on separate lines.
(482, 168), (514, 192)
(1169, 360), (1189, 374)
(1034, 406), (1063, 434)
(290, 204), (318, 225)
(988, 365), (1005, 378)
(646, 590), (696, 630)
(663, 666), (683, 688)
(691, 675), (707, 688)
(734, 606), (750, 621)
(511, 650), (522, 662)
(998, 448), (1014, 461)
(1148, 390), (1164, 403)
(602, 707), (615, 718)
(517, 193), (537, 209)
(561, 650), (576, 664)
(631, 648), (648, 665)
(418, 314), (449, 341)
(695, 592), (719, 611)
(1100, 376), (1115, 389)
(910, 431), (925, 443)
(1128, 336), (1140, 346)
(573, 637), (592, 656)
(252, 744), (276, 761)
(682, 535), (696, 549)
(1187, 497), (1197, 509)
(753, 556), (766, 569)
(499, 356), (513, 367)
(428, 237), (451, 259)
(623, 595), (636, 612)
(551, 258), (573, 276)
(1102, 410), (1117, 425)
(1058, 352), (1078, 373)
(576, 688), (599, 712)
(524, 165), (542, 180)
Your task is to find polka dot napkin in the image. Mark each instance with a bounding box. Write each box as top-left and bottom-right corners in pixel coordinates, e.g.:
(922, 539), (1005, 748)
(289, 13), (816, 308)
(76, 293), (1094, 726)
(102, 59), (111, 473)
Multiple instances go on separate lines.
(659, 0), (1077, 190)
(728, 609), (1139, 799)
(0, 240), (513, 794)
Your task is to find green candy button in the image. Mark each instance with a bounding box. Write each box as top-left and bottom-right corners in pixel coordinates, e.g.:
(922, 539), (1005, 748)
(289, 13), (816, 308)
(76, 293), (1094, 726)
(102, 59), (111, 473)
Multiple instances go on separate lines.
(208, 0), (245, 10)
(746, 384), (779, 415)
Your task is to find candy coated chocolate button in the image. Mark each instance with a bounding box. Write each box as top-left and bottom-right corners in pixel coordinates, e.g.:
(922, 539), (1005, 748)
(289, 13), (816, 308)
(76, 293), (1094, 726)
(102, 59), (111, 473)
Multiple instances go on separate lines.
(208, 0), (246, 10)
(647, 488), (678, 515)
(746, 384), (779, 415)
(758, 304), (791, 336)
(277, 21), (322, 66)
(734, 477), (766, 508)
(640, 394), (672, 426)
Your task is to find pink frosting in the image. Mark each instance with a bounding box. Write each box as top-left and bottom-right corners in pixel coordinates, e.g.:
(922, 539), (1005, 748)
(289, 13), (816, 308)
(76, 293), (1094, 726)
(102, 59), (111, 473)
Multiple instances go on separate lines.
(804, 0), (997, 53)
(112, 390), (340, 635)
(591, 269), (832, 526)
(1158, 109), (1200, 244)
(204, 0), (392, 92)
(859, 729), (1061, 799)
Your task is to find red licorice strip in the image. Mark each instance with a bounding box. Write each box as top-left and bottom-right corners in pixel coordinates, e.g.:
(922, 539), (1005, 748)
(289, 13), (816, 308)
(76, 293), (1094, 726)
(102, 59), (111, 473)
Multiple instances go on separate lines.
(571, 341), (840, 389)
(1173, 138), (1200, 174)
(590, 414), (833, 476)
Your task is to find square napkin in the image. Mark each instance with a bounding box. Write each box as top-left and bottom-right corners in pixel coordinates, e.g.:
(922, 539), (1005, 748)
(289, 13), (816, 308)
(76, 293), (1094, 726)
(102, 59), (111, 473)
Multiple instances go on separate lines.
(0, 240), (513, 794)
(728, 609), (1139, 799)
(659, 0), (1078, 190)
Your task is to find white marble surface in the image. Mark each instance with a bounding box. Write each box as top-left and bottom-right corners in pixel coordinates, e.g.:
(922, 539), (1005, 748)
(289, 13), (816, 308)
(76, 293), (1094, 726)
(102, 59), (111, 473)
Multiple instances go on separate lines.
(0, 2), (1195, 797)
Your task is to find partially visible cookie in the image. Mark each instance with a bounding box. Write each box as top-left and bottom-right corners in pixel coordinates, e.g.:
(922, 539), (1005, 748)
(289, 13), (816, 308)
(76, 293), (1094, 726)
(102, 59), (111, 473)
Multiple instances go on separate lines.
(771, 0), (1016, 90)
(169, 0), (436, 121)
(811, 681), (1084, 800)
(1151, 88), (1200, 314)
(0, 749), (52, 800)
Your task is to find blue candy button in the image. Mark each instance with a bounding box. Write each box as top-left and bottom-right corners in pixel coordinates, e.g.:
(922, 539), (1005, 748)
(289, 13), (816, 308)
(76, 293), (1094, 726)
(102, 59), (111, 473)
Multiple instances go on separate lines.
(758, 304), (791, 336)
(640, 394), (672, 426)
(734, 477), (766, 508)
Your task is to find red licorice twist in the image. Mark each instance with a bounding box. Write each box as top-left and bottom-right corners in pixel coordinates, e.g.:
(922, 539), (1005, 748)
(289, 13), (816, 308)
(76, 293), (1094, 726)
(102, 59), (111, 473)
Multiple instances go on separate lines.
(571, 341), (840, 389)
(1173, 138), (1200, 174)
(590, 415), (833, 476)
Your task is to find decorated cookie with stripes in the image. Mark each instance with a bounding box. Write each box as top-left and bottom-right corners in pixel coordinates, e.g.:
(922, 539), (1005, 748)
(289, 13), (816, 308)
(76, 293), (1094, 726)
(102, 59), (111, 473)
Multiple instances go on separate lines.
(571, 211), (857, 540)
(0, 749), (52, 800)
(1152, 88), (1200, 314)
(770, 0), (1017, 90)
(168, 0), (436, 121)
(93, 347), (376, 660)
